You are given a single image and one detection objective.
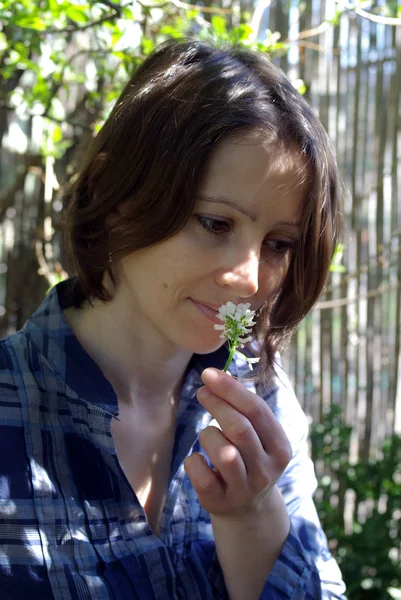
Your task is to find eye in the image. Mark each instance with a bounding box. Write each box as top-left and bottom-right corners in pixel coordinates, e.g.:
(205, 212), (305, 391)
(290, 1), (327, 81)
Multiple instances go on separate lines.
(263, 239), (295, 255)
(195, 215), (231, 235)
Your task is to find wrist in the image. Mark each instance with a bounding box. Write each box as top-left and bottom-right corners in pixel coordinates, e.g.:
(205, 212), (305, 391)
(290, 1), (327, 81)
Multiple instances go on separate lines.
(211, 485), (290, 534)
(210, 486), (291, 600)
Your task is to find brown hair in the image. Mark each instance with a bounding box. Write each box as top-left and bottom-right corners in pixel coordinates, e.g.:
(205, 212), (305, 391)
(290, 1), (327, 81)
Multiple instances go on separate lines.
(63, 39), (342, 379)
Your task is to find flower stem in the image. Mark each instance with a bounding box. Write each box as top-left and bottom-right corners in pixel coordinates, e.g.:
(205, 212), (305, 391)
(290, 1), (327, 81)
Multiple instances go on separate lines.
(223, 339), (237, 372)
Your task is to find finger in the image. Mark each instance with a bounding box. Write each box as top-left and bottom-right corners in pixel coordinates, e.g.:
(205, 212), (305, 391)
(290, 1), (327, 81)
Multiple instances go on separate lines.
(201, 368), (292, 462)
(199, 425), (247, 489)
(184, 452), (225, 504)
(197, 387), (265, 475)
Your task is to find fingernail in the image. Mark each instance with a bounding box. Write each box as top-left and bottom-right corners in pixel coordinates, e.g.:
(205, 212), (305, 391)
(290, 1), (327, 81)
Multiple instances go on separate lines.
(203, 368), (219, 381)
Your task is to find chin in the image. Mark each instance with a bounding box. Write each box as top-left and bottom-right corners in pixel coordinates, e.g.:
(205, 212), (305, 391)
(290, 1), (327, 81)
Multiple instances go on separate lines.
(184, 336), (226, 356)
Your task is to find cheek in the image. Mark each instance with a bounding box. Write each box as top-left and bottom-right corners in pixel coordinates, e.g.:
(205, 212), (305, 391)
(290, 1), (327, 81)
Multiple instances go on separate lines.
(259, 257), (291, 297)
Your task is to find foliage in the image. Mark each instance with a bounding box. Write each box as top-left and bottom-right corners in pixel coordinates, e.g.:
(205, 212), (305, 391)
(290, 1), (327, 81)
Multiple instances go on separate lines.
(0, 0), (287, 160)
(351, 0), (401, 19)
(330, 243), (347, 273)
(311, 405), (401, 599)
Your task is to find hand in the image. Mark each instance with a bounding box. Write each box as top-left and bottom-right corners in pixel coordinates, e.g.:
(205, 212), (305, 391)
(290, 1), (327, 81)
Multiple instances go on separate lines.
(184, 367), (293, 521)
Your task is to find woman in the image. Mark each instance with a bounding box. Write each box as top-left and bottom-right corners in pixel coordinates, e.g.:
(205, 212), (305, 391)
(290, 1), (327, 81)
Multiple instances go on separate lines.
(0, 40), (346, 599)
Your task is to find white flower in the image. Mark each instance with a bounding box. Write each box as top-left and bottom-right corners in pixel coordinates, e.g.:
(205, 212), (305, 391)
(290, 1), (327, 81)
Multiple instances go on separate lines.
(213, 302), (260, 372)
(235, 351), (261, 371)
(214, 302), (256, 347)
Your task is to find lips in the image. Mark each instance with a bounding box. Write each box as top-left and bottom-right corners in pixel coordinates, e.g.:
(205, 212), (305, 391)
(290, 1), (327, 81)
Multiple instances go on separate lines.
(190, 299), (222, 324)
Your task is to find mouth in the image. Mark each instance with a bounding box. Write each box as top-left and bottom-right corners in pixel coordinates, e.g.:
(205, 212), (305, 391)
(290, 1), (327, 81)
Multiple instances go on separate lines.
(190, 299), (222, 324)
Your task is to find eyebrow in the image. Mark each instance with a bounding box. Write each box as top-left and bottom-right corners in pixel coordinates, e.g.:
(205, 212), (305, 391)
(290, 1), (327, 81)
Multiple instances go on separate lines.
(198, 195), (258, 222)
(275, 220), (301, 231)
(198, 195), (301, 230)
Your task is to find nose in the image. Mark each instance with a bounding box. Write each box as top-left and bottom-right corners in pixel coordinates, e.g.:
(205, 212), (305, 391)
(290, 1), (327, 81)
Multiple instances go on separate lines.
(216, 250), (259, 298)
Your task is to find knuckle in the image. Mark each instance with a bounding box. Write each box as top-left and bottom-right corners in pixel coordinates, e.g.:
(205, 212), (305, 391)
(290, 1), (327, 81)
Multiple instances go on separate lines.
(199, 425), (217, 445)
(247, 394), (271, 421)
(228, 420), (253, 443)
(276, 442), (293, 470)
(197, 476), (216, 495)
(247, 400), (267, 423)
(219, 445), (239, 466)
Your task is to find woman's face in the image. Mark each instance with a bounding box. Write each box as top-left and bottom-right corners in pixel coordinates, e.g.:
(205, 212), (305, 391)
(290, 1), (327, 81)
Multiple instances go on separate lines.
(112, 134), (306, 355)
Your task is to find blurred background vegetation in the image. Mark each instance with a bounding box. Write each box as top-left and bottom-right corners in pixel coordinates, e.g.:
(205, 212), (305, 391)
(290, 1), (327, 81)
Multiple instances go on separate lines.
(0, 0), (401, 597)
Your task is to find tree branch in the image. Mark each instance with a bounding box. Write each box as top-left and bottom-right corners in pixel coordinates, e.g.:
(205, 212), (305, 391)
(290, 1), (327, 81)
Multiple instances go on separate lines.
(45, 12), (119, 34)
(335, 0), (401, 26)
(315, 281), (401, 311)
(98, 0), (122, 14)
(2, 102), (93, 131)
(138, 0), (235, 15)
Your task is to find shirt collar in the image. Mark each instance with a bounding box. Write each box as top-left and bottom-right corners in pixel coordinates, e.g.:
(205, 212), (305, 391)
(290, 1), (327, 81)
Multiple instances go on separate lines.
(23, 278), (231, 415)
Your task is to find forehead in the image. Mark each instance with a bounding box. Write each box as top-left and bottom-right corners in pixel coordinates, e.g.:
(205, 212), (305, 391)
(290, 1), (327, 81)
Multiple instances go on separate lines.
(199, 132), (308, 216)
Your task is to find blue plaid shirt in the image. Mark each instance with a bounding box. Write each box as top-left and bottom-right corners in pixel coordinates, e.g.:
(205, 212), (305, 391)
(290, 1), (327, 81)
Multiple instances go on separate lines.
(0, 279), (346, 599)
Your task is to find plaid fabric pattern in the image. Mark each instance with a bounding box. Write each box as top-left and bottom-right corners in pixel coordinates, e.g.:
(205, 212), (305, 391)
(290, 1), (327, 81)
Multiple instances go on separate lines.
(0, 279), (346, 599)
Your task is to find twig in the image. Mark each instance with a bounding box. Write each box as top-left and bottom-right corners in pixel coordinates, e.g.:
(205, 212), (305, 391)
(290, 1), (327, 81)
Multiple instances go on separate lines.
(289, 19), (332, 41)
(334, 0), (401, 26)
(2, 103), (92, 131)
(138, 0), (235, 14)
(45, 12), (119, 34)
(297, 40), (340, 54)
(315, 281), (401, 310)
(98, 0), (122, 14)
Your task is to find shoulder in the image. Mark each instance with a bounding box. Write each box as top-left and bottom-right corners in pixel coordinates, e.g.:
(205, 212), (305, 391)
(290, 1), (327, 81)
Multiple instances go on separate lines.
(0, 326), (56, 391)
(0, 335), (29, 443)
(0, 335), (33, 497)
(0, 333), (23, 393)
(0, 331), (38, 425)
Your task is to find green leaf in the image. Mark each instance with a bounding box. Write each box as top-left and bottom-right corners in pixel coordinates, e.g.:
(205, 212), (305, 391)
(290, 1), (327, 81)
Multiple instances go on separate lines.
(141, 37), (155, 55)
(122, 6), (134, 19)
(291, 78), (307, 95)
(111, 30), (123, 47)
(211, 15), (227, 37)
(52, 125), (63, 143)
(112, 51), (127, 60)
(0, 31), (6, 51)
(52, 139), (74, 159)
(230, 24), (253, 43)
(330, 264), (347, 273)
(15, 16), (46, 30)
(185, 9), (198, 20)
(65, 5), (89, 24)
(14, 42), (28, 57)
(388, 588), (401, 600)
(49, 0), (63, 13)
(8, 49), (22, 65)
(328, 9), (344, 26)
(330, 242), (346, 272)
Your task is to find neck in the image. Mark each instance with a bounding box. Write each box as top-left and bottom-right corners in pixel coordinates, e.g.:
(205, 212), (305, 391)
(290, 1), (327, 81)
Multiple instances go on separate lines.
(63, 299), (192, 410)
